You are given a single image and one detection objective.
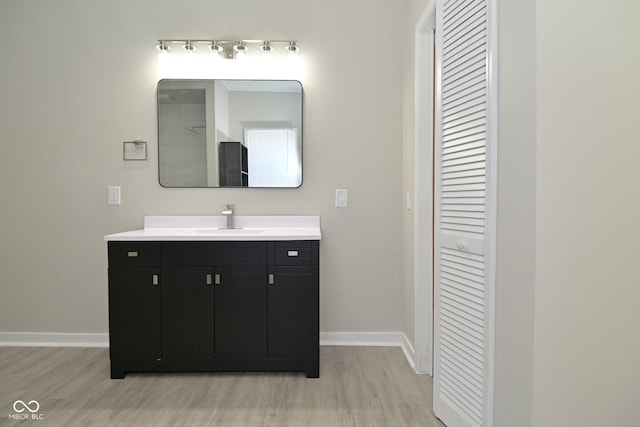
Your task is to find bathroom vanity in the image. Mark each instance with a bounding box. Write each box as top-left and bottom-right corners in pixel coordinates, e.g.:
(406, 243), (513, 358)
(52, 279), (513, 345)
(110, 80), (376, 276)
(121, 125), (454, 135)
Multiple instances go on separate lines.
(104, 216), (320, 379)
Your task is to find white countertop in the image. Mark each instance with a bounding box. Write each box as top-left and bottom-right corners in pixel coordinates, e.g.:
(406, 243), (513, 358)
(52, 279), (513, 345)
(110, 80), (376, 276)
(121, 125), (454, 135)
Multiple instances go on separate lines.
(104, 215), (321, 241)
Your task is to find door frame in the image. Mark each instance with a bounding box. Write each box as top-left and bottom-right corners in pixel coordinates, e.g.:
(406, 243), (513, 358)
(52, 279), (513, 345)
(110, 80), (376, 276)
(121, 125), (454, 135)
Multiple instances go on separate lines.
(413, 0), (436, 375)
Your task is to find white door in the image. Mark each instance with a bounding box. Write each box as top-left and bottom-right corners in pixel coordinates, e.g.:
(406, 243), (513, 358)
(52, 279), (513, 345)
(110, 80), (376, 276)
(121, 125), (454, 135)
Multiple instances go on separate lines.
(245, 128), (300, 187)
(433, 0), (495, 426)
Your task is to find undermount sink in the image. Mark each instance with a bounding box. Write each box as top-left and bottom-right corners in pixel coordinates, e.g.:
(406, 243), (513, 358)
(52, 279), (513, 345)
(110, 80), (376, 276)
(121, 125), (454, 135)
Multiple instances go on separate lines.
(189, 228), (263, 235)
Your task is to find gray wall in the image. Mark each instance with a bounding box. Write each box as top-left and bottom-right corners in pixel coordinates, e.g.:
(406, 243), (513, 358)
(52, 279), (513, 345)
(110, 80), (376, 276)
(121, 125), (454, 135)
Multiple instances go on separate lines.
(494, 0), (536, 425)
(158, 102), (208, 186)
(0, 0), (404, 335)
(533, 1), (640, 425)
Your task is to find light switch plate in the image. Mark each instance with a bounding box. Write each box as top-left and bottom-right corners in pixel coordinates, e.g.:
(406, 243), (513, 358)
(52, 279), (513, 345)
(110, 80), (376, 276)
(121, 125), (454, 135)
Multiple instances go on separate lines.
(335, 189), (348, 208)
(107, 186), (121, 205)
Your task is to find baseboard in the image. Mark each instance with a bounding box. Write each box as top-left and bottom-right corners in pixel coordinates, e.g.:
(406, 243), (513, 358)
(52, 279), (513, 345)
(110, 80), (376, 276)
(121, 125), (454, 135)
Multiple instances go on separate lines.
(0, 333), (109, 348)
(320, 331), (417, 371)
(0, 331), (419, 372)
(400, 333), (417, 371)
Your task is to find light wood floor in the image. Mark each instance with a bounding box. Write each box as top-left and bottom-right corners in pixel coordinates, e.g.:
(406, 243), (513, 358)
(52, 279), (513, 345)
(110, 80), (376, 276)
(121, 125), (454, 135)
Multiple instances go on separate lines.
(0, 346), (445, 426)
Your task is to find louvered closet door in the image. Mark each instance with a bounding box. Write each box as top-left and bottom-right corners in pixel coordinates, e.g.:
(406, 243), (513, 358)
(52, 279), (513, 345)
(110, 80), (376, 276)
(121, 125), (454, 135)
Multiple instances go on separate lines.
(433, 0), (493, 426)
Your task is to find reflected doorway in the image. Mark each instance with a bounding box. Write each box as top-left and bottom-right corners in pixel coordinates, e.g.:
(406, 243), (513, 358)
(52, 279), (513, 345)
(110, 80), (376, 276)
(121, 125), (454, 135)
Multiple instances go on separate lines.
(245, 128), (301, 187)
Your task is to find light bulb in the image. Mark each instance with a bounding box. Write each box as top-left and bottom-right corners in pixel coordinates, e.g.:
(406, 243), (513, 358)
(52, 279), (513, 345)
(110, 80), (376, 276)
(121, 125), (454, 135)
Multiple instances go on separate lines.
(183, 41), (196, 55)
(233, 42), (247, 59)
(209, 42), (223, 60)
(260, 42), (273, 56)
(156, 41), (170, 54)
(286, 42), (299, 55)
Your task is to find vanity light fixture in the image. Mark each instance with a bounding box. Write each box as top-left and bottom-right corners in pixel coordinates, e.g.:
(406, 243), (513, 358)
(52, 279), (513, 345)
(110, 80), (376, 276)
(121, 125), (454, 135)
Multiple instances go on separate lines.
(156, 39), (299, 60)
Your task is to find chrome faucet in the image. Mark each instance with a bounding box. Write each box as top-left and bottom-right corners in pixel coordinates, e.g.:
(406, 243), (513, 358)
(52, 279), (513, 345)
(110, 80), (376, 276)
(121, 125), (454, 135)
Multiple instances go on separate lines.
(222, 204), (235, 229)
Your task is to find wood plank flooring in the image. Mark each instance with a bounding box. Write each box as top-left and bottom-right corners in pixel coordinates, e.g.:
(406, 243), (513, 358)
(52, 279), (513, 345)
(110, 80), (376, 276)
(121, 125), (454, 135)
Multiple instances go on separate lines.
(0, 346), (445, 426)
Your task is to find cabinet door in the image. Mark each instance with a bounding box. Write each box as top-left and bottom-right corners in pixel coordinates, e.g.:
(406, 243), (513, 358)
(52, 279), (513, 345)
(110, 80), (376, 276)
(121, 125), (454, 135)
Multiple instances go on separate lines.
(268, 266), (319, 358)
(108, 267), (161, 360)
(162, 267), (215, 359)
(215, 266), (267, 358)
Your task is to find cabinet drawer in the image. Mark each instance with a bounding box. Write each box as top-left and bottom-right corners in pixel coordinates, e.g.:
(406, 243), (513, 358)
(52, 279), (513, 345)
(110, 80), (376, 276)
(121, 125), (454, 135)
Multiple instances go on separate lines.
(163, 242), (267, 266)
(108, 242), (161, 266)
(162, 242), (210, 266)
(216, 242), (267, 266)
(269, 241), (319, 266)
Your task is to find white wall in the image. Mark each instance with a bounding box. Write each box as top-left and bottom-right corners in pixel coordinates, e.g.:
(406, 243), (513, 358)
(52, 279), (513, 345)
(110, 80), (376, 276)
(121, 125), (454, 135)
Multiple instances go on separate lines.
(0, 0), (404, 336)
(227, 91), (301, 142)
(534, 1), (640, 425)
(214, 80), (230, 139)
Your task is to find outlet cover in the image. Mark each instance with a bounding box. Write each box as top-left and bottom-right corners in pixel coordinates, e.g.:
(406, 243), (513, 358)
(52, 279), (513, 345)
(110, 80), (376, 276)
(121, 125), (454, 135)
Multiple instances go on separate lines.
(335, 189), (348, 208)
(107, 186), (121, 205)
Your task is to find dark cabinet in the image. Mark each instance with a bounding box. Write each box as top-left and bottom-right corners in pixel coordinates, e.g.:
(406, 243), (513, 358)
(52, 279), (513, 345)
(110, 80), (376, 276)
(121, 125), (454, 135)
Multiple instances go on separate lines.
(107, 242), (161, 364)
(266, 241), (319, 366)
(107, 240), (319, 379)
(219, 141), (248, 187)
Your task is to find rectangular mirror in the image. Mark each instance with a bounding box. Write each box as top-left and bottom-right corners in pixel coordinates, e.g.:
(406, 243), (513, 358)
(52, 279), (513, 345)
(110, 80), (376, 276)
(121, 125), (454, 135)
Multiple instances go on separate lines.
(158, 79), (303, 188)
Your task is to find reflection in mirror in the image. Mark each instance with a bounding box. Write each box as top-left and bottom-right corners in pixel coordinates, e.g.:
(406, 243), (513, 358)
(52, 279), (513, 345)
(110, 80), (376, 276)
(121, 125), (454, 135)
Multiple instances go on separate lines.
(158, 79), (302, 188)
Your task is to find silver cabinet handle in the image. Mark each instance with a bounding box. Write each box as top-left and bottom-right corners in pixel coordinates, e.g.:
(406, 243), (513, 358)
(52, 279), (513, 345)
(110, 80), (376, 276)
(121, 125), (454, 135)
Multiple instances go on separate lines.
(152, 274), (159, 286)
(268, 274), (275, 285)
(206, 274), (212, 285)
(127, 251), (139, 258)
(214, 274), (221, 285)
(287, 250), (299, 257)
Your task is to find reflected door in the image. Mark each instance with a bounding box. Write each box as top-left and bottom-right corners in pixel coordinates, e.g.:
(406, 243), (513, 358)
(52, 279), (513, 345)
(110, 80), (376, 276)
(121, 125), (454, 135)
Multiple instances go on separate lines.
(246, 128), (300, 187)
